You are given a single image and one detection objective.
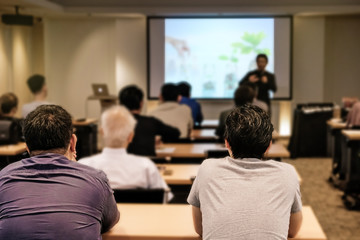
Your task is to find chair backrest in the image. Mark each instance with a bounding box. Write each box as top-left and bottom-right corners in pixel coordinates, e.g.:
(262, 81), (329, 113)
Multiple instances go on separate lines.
(0, 120), (21, 145)
(206, 149), (229, 158)
(112, 188), (166, 203)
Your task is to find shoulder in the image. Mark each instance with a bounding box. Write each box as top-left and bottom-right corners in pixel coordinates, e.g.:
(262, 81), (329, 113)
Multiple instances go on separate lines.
(198, 158), (225, 173)
(267, 160), (299, 181)
(126, 153), (157, 168)
(78, 153), (104, 169)
(68, 160), (112, 188)
(179, 104), (192, 113)
(0, 160), (24, 177)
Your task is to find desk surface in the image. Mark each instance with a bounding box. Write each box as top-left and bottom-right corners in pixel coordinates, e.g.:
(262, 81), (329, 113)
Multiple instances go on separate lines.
(190, 129), (218, 141)
(342, 130), (360, 140)
(102, 205), (326, 240)
(0, 142), (26, 156)
(73, 118), (97, 126)
(156, 143), (290, 159)
(327, 119), (347, 129)
(200, 119), (219, 129)
(158, 163), (302, 185)
(157, 164), (199, 185)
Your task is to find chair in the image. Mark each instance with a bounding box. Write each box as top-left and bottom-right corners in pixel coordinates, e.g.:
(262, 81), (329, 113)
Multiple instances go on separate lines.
(112, 188), (167, 203)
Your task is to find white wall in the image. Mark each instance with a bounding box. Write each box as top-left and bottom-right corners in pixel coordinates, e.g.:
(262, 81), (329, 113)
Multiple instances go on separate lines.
(292, 16), (325, 107)
(44, 18), (117, 119)
(324, 15), (360, 104)
(0, 21), (44, 117)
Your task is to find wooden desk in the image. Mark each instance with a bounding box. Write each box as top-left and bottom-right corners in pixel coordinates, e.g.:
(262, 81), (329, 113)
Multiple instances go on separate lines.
(327, 119), (347, 129)
(157, 163), (302, 185)
(342, 130), (360, 140)
(156, 143), (290, 159)
(73, 118), (97, 126)
(102, 205), (326, 240)
(157, 164), (199, 185)
(0, 142), (26, 156)
(200, 119), (219, 129)
(190, 129), (218, 141)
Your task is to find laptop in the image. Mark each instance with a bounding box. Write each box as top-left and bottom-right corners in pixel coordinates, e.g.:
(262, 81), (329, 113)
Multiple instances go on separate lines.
(92, 84), (109, 97)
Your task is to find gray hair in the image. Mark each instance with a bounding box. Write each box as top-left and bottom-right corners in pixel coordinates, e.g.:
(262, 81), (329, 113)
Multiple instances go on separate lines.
(101, 105), (136, 148)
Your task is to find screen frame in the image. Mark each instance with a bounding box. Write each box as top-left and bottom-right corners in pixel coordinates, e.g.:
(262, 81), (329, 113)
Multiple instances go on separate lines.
(146, 15), (293, 101)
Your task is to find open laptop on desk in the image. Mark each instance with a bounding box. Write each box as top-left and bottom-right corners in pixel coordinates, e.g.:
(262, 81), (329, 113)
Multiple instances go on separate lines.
(92, 83), (110, 97)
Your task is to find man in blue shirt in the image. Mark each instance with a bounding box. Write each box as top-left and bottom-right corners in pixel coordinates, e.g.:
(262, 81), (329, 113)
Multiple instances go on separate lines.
(178, 82), (203, 127)
(0, 105), (119, 240)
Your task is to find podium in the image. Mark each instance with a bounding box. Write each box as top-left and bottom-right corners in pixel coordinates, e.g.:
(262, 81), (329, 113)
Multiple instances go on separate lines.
(87, 95), (117, 116)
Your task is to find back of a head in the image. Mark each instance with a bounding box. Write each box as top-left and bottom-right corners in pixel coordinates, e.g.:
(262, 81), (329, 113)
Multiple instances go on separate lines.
(27, 74), (45, 94)
(101, 105), (136, 148)
(23, 105), (73, 154)
(225, 104), (273, 159)
(234, 85), (255, 107)
(161, 83), (179, 101)
(177, 82), (191, 97)
(119, 85), (144, 111)
(0, 92), (18, 115)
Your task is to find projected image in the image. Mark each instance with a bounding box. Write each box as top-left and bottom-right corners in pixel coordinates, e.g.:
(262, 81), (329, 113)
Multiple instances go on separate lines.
(165, 18), (274, 98)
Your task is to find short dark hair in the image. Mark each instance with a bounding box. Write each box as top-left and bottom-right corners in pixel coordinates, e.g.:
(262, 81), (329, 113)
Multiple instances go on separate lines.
(224, 105), (273, 159)
(0, 92), (18, 114)
(256, 54), (268, 62)
(119, 85), (144, 111)
(161, 83), (179, 101)
(23, 105), (73, 153)
(234, 85), (255, 107)
(27, 74), (45, 94)
(177, 82), (191, 97)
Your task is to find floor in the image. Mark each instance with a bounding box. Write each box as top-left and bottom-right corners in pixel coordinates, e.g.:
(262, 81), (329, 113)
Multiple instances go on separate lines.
(284, 158), (360, 240)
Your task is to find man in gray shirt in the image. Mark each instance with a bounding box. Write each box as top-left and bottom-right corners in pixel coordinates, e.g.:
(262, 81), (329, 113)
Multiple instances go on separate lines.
(188, 105), (302, 240)
(0, 105), (119, 240)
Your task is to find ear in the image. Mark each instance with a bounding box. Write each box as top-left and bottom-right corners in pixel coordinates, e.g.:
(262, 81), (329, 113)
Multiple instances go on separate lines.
(159, 95), (164, 102)
(264, 141), (272, 155)
(139, 100), (144, 110)
(25, 144), (30, 155)
(127, 131), (134, 144)
(70, 134), (77, 153)
(224, 139), (233, 158)
(178, 95), (182, 102)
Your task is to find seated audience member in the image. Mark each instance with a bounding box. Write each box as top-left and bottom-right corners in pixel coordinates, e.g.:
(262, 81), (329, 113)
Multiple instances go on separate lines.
(119, 85), (180, 156)
(149, 83), (193, 138)
(188, 105), (303, 239)
(0, 92), (23, 142)
(346, 101), (360, 129)
(0, 105), (119, 239)
(79, 106), (171, 193)
(215, 85), (255, 140)
(243, 81), (269, 112)
(22, 74), (50, 118)
(177, 82), (203, 127)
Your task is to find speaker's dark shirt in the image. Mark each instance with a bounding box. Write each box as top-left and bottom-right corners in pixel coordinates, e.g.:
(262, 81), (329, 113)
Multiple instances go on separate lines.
(240, 70), (277, 106)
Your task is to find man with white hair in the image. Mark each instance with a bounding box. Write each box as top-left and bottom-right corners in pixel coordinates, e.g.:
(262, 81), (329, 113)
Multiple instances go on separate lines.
(79, 106), (170, 191)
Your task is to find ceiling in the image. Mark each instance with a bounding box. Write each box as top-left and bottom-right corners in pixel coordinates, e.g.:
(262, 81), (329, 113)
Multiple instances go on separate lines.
(1, 0), (360, 18)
